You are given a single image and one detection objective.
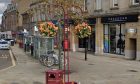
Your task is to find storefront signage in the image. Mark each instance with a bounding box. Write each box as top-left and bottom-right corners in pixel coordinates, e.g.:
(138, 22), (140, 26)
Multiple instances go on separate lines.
(86, 18), (96, 25)
(127, 28), (137, 33)
(101, 14), (138, 23)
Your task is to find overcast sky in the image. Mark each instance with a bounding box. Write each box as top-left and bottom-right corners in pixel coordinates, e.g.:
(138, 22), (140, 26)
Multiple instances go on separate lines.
(0, 0), (10, 24)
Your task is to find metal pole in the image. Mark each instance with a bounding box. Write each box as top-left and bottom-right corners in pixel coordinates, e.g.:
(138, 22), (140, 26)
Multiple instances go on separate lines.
(58, 20), (62, 70)
(63, 10), (66, 84)
(85, 37), (87, 61)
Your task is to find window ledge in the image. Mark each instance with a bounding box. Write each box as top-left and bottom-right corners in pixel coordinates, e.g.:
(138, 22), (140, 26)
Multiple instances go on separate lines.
(110, 7), (119, 10)
(129, 4), (140, 8)
(94, 9), (102, 12)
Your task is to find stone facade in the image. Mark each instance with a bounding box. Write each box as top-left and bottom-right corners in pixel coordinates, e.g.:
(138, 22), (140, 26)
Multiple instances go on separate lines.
(1, 2), (18, 38)
(14, 0), (33, 27)
(11, 0), (140, 61)
(84, 0), (140, 60)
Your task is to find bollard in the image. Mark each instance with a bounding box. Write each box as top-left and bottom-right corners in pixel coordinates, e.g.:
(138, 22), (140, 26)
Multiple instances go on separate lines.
(46, 69), (63, 84)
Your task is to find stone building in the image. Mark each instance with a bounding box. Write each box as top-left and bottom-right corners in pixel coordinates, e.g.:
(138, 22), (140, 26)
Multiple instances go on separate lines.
(14, 0), (47, 35)
(14, 0), (140, 60)
(82, 0), (140, 60)
(19, 0), (86, 46)
(14, 0), (33, 29)
(1, 2), (18, 38)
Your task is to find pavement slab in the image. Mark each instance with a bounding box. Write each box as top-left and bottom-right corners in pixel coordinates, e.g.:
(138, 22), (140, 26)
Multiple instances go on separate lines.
(0, 45), (140, 84)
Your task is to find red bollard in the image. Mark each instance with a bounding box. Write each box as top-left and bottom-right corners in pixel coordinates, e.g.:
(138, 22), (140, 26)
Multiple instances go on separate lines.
(46, 69), (63, 84)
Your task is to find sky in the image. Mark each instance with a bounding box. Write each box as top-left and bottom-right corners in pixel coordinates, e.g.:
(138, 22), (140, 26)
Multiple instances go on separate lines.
(0, 0), (10, 24)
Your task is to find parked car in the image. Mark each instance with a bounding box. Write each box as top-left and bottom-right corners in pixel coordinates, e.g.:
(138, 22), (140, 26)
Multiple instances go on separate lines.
(4, 38), (15, 46)
(0, 39), (5, 41)
(0, 41), (10, 50)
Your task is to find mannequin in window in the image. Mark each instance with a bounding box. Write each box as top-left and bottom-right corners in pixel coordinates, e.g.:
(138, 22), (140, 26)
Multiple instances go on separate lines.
(117, 38), (122, 48)
(117, 34), (123, 54)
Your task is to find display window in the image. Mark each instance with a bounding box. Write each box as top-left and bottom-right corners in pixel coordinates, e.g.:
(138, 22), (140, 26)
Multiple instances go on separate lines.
(104, 24), (125, 55)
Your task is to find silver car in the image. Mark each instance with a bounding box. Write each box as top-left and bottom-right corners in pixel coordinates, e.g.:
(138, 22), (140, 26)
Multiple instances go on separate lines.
(0, 41), (10, 50)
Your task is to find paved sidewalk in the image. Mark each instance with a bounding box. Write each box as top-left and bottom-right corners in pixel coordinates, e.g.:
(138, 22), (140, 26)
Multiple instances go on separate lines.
(0, 45), (140, 84)
(0, 45), (46, 84)
(69, 52), (140, 84)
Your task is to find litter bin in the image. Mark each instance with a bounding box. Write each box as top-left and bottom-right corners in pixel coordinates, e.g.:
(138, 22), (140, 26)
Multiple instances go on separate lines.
(46, 69), (63, 84)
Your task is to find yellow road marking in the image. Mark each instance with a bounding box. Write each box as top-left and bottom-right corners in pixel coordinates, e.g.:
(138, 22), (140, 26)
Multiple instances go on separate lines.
(0, 54), (8, 59)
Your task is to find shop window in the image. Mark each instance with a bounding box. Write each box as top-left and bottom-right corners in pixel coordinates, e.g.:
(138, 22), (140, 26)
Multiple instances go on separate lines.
(103, 24), (125, 55)
(78, 25), (95, 52)
(79, 38), (86, 48)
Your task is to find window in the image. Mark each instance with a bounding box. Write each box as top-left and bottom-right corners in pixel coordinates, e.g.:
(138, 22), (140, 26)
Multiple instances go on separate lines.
(103, 24), (125, 55)
(95, 0), (102, 10)
(113, 0), (118, 7)
(132, 0), (139, 5)
(84, 0), (88, 11)
(110, 0), (118, 8)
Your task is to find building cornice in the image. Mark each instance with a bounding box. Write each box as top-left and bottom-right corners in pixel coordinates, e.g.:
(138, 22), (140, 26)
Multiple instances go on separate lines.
(91, 8), (140, 17)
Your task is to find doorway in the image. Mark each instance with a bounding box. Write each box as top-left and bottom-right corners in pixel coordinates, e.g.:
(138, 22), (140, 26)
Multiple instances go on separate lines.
(129, 39), (137, 60)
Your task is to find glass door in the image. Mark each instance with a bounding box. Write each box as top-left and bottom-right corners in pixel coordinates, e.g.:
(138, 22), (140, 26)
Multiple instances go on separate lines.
(109, 24), (117, 54)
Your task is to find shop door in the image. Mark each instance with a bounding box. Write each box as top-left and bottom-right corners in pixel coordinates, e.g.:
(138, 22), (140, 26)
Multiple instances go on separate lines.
(109, 25), (117, 54)
(129, 39), (136, 60)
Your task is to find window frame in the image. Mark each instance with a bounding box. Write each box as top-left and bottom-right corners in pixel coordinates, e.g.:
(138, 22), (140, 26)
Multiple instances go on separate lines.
(84, 0), (88, 11)
(112, 0), (118, 7)
(132, 0), (139, 5)
(95, 0), (102, 10)
(103, 24), (125, 55)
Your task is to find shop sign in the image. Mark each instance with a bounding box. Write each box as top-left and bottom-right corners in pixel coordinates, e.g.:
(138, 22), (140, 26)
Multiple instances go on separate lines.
(101, 14), (138, 23)
(86, 18), (96, 25)
(127, 28), (137, 34)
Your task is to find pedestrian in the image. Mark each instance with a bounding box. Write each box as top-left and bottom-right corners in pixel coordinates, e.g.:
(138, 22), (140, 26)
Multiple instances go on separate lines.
(31, 43), (34, 56)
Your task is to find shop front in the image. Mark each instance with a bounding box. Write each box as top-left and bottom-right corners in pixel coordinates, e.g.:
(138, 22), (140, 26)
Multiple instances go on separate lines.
(101, 14), (138, 55)
(78, 18), (96, 52)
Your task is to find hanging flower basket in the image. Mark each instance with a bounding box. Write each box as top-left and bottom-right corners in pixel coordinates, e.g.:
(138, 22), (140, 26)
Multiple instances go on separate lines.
(38, 22), (58, 37)
(75, 22), (91, 38)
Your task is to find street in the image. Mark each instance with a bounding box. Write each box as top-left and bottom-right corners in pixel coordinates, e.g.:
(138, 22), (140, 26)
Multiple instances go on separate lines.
(0, 49), (15, 71)
(0, 45), (140, 84)
(1, 0), (140, 84)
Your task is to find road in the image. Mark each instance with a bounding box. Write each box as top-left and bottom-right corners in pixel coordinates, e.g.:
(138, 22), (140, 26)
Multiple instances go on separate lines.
(0, 50), (15, 70)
